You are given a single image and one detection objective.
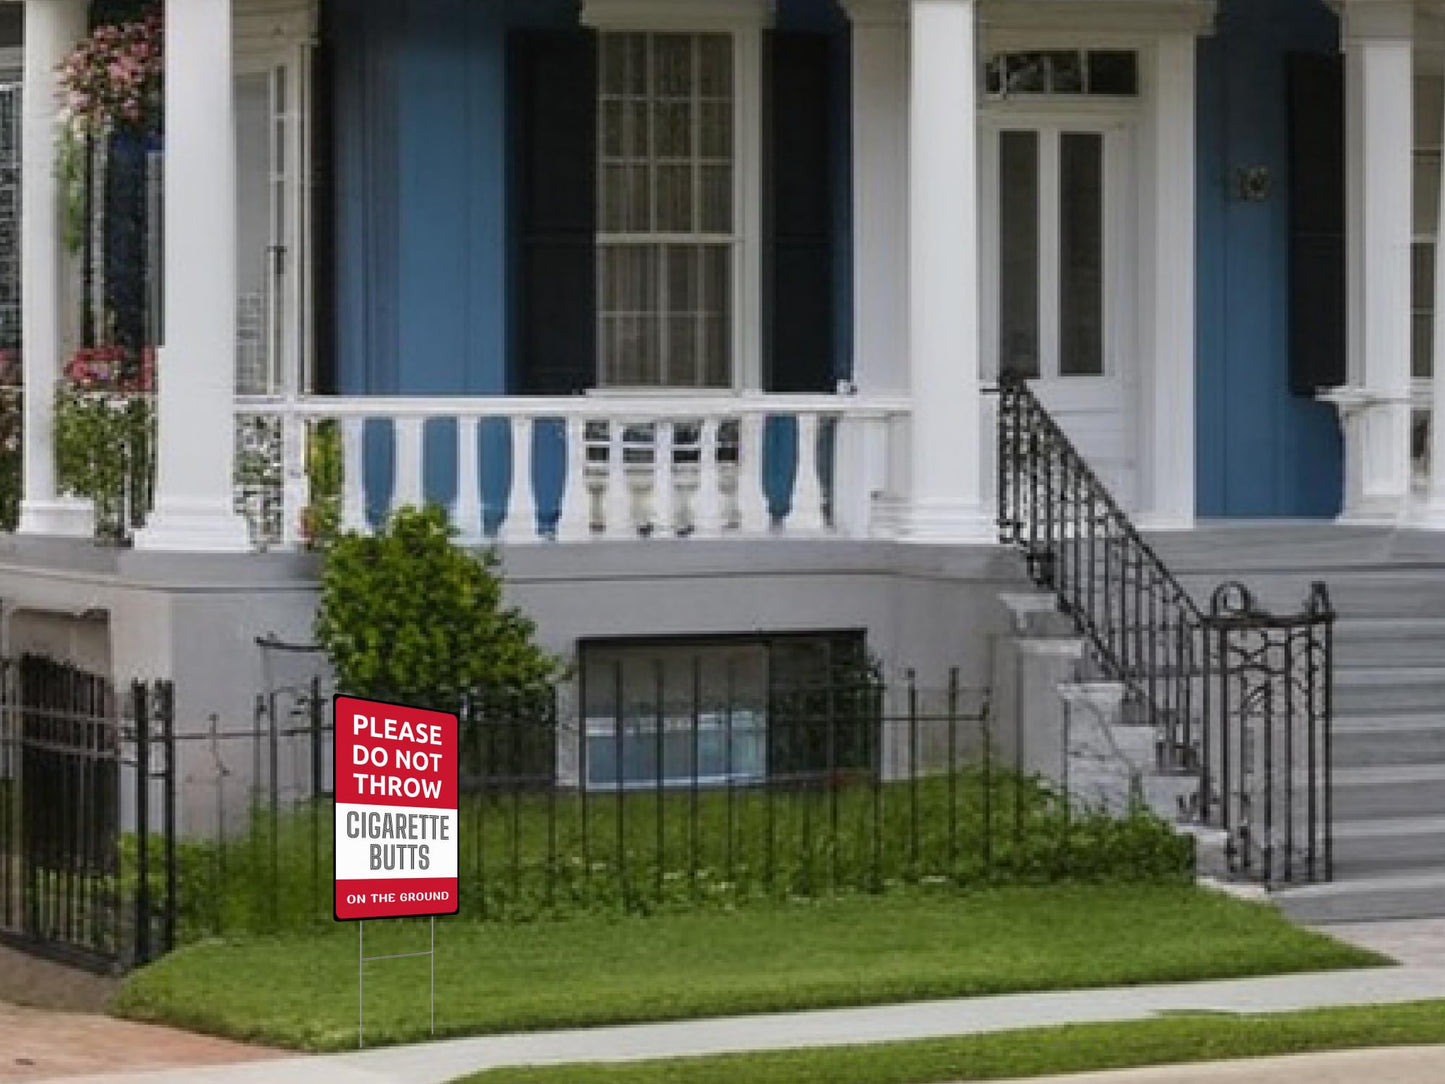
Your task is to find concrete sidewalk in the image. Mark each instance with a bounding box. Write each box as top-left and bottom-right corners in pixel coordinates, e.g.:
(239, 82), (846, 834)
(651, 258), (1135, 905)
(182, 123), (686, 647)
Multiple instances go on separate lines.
(22, 919), (1445, 1084)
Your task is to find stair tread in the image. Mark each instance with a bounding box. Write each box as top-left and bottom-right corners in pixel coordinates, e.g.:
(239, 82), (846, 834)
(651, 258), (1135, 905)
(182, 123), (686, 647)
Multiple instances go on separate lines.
(1335, 714), (1445, 732)
(1335, 763), (1445, 785)
(1334, 816), (1445, 839)
(1275, 868), (1445, 899)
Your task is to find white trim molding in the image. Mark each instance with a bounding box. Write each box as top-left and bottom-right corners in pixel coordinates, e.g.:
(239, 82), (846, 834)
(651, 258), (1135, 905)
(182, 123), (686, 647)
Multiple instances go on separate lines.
(979, 0), (1217, 36)
(581, 0), (776, 31)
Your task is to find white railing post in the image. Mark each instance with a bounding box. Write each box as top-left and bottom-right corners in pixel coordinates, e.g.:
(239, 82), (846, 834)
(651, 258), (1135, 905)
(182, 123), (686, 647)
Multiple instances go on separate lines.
(452, 415), (484, 545)
(604, 420), (632, 538)
(653, 420), (676, 537)
(501, 415), (538, 543)
(832, 412), (886, 538)
(393, 416), (425, 513)
(340, 416), (368, 534)
(557, 415), (590, 541)
(280, 411), (309, 548)
(789, 412), (827, 532)
(738, 412), (771, 533)
(694, 417), (725, 536)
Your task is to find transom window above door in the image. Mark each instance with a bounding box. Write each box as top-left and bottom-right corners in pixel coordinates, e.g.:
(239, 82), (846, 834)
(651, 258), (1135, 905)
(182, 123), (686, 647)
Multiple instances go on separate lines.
(597, 32), (736, 389)
(985, 50), (1139, 100)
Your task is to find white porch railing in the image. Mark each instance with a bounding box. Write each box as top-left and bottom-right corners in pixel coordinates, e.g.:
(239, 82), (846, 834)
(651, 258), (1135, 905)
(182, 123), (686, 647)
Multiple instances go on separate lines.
(233, 393), (911, 548)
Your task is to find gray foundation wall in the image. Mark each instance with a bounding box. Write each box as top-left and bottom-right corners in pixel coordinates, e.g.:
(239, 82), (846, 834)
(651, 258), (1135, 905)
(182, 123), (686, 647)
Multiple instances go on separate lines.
(0, 536), (1029, 835)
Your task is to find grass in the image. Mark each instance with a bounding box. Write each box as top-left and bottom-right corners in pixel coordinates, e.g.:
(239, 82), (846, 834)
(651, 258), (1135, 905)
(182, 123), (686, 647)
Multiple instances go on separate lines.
(112, 884), (1385, 1052)
(450, 1000), (1445, 1084)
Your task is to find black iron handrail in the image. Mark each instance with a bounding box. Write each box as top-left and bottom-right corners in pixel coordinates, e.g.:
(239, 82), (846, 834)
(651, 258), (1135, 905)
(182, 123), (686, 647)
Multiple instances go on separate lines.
(995, 373), (1335, 885)
(996, 373), (1208, 773)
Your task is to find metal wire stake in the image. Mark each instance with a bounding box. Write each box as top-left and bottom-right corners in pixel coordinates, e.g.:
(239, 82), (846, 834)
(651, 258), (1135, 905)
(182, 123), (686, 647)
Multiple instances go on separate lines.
(430, 916), (435, 1036)
(358, 920), (364, 1049)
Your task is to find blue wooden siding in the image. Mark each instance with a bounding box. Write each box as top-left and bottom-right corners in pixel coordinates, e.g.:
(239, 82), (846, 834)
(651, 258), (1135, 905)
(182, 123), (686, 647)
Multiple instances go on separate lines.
(1195, 0), (1343, 518)
(329, 0), (852, 528)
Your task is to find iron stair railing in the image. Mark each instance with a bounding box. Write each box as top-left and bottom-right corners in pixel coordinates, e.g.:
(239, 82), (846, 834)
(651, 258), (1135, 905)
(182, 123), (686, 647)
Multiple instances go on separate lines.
(994, 373), (1335, 885)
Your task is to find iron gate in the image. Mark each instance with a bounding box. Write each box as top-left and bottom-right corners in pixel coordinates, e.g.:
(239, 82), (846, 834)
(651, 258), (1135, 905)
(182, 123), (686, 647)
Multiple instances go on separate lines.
(0, 655), (176, 971)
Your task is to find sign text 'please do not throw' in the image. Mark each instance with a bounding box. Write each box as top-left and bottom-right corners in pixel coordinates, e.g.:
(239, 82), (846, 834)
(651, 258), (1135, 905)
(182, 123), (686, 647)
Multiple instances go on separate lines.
(334, 695), (459, 921)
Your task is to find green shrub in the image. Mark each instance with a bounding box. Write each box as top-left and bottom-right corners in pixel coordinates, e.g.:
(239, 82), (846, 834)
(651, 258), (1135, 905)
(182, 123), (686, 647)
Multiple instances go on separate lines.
(314, 504), (560, 714)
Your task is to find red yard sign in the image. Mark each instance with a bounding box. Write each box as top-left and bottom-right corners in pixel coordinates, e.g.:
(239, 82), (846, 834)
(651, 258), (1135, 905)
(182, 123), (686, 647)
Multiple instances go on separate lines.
(333, 695), (460, 921)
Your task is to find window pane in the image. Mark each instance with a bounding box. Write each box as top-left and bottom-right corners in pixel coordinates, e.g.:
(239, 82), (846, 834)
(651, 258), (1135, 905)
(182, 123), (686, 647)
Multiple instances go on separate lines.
(1060, 132), (1105, 377)
(1047, 51), (1083, 93)
(999, 130), (1040, 380)
(1005, 53), (1048, 94)
(1416, 152), (1441, 239)
(1087, 51), (1138, 96)
(653, 35), (693, 97)
(1414, 242), (1435, 379)
(698, 36), (732, 97)
(656, 163), (693, 231)
(1417, 75), (1444, 151)
(700, 164), (731, 233)
(655, 101), (691, 158)
(700, 101), (731, 159)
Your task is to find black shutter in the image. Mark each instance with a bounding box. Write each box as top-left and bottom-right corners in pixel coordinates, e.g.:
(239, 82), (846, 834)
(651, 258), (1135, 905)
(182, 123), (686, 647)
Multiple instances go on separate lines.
(311, 3), (338, 395)
(1287, 52), (1346, 396)
(511, 30), (597, 395)
(765, 31), (835, 393)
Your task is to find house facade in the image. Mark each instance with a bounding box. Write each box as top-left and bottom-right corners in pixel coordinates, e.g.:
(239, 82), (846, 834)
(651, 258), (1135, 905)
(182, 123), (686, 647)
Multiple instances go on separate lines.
(3, 0), (1445, 840)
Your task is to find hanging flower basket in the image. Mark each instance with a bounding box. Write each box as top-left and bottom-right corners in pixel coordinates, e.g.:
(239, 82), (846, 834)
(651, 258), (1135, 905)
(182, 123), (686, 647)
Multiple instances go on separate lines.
(55, 8), (164, 254)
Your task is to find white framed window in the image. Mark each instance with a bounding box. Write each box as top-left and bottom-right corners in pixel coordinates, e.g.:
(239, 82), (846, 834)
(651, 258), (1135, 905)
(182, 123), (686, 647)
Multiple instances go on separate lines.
(584, 0), (766, 393)
(597, 32), (735, 389)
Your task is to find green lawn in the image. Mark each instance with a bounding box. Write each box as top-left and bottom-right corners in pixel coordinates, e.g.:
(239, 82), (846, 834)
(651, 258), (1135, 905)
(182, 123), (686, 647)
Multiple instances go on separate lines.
(452, 1001), (1445, 1084)
(112, 885), (1385, 1052)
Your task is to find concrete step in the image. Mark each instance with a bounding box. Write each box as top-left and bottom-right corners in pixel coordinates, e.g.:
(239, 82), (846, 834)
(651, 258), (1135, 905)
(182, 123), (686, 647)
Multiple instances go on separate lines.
(1333, 763), (1445, 820)
(1333, 618), (1445, 668)
(1334, 715), (1445, 768)
(1275, 869), (1445, 923)
(1332, 816), (1445, 876)
(1333, 668), (1445, 715)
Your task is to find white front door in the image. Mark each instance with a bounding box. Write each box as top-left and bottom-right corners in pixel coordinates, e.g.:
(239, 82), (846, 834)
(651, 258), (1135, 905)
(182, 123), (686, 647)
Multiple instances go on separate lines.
(981, 115), (1139, 508)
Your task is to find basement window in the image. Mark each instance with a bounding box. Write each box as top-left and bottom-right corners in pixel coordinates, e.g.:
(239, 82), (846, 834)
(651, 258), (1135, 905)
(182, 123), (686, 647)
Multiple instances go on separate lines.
(579, 632), (872, 790)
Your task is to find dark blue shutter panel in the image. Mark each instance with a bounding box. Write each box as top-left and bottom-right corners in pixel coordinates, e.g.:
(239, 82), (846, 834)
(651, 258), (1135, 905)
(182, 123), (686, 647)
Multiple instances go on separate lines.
(1287, 52), (1346, 396)
(766, 31), (835, 393)
(511, 30), (597, 395)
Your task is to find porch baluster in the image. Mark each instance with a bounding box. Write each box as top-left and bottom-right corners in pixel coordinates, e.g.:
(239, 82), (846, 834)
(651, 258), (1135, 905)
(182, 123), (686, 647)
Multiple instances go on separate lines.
(339, 417), (367, 534)
(556, 415), (590, 541)
(393, 416), (425, 512)
(501, 416), (538, 543)
(738, 412), (770, 533)
(652, 420), (676, 538)
(694, 418), (724, 536)
(452, 415), (484, 545)
(789, 412), (827, 532)
(603, 420), (632, 538)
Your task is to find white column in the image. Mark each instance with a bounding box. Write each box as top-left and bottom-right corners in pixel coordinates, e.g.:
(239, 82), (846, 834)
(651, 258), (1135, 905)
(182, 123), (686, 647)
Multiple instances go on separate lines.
(901, 0), (992, 542)
(1135, 34), (1198, 529)
(16, 0), (93, 537)
(1338, 1), (1414, 524)
(133, 0), (250, 551)
(844, 0), (908, 396)
(843, 0), (908, 537)
(1422, 71), (1445, 522)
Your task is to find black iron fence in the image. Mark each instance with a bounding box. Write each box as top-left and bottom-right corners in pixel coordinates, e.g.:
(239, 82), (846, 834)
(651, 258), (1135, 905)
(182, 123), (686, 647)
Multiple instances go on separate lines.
(996, 374), (1335, 886)
(0, 641), (1197, 969)
(0, 655), (175, 971)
